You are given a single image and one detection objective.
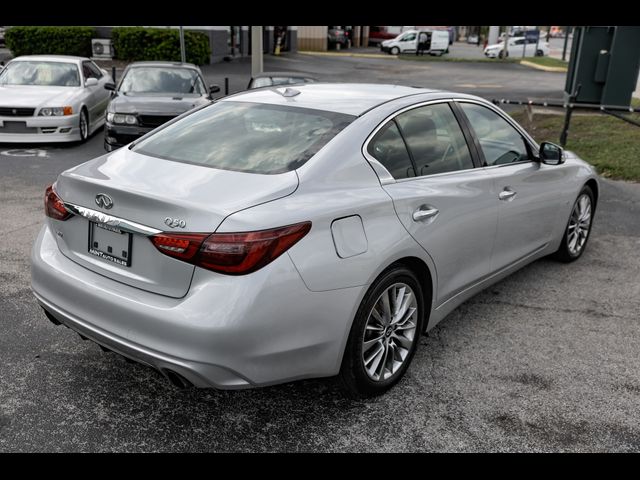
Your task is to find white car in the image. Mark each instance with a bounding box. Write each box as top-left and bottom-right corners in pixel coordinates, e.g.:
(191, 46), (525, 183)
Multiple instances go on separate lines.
(484, 37), (550, 58)
(0, 55), (113, 143)
(381, 29), (450, 55)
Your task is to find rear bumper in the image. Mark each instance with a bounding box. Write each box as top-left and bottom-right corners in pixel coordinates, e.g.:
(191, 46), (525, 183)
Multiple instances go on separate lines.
(31, 223), (364, 389)
(0, 114), (81, 143)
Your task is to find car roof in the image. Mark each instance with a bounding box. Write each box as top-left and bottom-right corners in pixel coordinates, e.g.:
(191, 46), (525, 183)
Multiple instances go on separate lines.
(11, 55), (87, 64)
(221, 83), (445, 116)
(252, 71), (317, 79)
(127, 61), (199, 69)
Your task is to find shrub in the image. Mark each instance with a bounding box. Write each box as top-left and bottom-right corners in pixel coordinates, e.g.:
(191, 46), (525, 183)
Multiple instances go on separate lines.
(111, 27), (211, 65)
(4, 26), (95, 57)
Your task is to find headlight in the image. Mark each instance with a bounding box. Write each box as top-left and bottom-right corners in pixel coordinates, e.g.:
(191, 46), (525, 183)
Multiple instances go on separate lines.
(39, 106), (72, 116)
(108, 113), (137, 125)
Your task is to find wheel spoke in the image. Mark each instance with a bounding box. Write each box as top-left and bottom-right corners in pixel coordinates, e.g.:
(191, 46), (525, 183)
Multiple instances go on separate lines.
(362, 282), (419, 382)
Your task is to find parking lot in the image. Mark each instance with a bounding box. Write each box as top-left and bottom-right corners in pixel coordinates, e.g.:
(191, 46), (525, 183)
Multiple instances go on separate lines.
(1, 52), (640, 452)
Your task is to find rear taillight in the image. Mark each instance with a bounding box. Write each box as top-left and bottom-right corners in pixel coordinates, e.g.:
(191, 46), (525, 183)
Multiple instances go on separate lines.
(45, 184), (72, 221)
(150, 222), (311, 275)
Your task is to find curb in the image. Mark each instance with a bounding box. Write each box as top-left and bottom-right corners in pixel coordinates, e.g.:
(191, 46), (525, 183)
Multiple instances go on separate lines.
(520, 60), (568, 72)
(298, 51), (397, 60)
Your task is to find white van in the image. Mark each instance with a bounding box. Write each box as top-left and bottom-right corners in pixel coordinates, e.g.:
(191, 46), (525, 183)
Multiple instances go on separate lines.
(380, 29), (450, 55)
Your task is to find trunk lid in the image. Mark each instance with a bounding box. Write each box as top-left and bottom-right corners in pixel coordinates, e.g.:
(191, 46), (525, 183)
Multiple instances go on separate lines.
(52, 147), (299, 298)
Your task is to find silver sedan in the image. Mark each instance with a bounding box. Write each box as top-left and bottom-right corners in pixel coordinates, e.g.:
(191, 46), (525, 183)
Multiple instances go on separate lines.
(31, 83), (599, 397)
(0, 55), (112, 143)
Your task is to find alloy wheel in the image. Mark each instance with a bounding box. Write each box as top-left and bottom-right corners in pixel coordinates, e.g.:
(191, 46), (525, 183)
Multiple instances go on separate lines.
(567, 193), (592, 256)
(362, 282), (418, 382)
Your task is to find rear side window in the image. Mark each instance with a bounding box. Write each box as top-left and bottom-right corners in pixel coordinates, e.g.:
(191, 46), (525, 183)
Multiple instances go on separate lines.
(133, 101), (355, 174)
(367, 121), (415, 179)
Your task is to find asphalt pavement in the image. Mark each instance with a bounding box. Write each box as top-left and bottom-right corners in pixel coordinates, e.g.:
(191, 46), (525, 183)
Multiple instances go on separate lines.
(1, 52), (639, 452)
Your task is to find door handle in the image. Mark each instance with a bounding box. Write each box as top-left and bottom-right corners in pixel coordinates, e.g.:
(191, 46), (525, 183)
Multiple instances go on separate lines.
(498, 188), (517, 201)
(412, 205), (439, 222)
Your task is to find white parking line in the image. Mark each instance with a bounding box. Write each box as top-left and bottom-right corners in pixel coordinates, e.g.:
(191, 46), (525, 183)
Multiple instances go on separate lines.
(0, 148), (49, 158)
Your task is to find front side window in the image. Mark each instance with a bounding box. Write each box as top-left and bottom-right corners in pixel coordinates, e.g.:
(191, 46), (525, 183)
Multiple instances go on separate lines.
(401, 33), (416, 42)
(367, 121), (415, 180)
(395, 103), (475, 176)
(459, 103), (530, 166)
(134, 101), (355, 174)
(82, 61), (103, 80)
(119, 67), (206, 95)
(0, 61), (80, 87)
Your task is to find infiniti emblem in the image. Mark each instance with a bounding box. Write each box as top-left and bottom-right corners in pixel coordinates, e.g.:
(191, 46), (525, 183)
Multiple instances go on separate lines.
(12, 108), (17, 115)
(95, 193), (113, 210)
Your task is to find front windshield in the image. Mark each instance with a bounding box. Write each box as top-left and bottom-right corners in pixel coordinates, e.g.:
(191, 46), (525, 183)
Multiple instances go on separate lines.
(0, 61), (80, 87)
(119, 67), (206, 95)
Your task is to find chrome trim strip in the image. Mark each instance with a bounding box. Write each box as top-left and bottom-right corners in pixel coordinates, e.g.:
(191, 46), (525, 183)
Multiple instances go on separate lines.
(63, 202), (162, 236)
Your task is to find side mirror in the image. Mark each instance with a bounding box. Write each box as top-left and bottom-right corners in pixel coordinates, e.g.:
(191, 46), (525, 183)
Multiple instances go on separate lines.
(539, 141), (564, 165)
(85, 77), (99, 87)
(104, 82), (116, 91)
(209, 84), (221, 94)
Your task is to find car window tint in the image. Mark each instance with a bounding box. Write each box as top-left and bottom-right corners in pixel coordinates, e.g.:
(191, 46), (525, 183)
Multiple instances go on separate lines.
(460, 103), (530, 166)
(402, 33), (416, 41)
(251, 77), (273, 88)
(134, 101), (355, 174)
(367, 121), (415, 180)
(119, 67), (206, 95)
(83, 61), (103, 79)
(395, 103), (474, 176)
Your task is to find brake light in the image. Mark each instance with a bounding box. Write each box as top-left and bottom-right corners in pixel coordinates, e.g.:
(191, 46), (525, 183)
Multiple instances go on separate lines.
(150, 222), (311, 275)
(45, 184), (72, 221)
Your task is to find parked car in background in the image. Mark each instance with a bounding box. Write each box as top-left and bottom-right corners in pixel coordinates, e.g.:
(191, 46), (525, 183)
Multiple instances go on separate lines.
(381, 29), (449, 55)
(368, 26), (403, 46)
(31, 83), (598, 397)
(103, 61), (218, 152)
(0, 55), (112, 143)
(466, 34), (479, 44)
(484, 37), (550, 58)
(328, 27), (349, 50)
(247, 72), (318, 89)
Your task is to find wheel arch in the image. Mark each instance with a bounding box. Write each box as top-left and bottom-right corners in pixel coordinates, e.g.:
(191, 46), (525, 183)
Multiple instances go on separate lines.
(382, 256), (435, 333)
(585, 178), (599, 210)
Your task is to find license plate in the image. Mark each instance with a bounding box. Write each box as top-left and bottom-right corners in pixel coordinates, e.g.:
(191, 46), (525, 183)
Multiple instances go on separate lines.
(88, 221), (132, 267)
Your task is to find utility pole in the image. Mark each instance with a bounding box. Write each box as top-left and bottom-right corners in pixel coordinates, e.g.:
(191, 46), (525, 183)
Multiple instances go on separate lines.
(503, 26), (510, 60)
(488, 26), (499, 45)
(562, 26), (570, 61)
(251, 26), (264, 77)
(179, 26), (186, 63)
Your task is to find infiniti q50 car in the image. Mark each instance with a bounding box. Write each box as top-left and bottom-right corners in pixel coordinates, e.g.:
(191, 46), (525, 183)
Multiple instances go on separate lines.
(31, 84), (598, 397)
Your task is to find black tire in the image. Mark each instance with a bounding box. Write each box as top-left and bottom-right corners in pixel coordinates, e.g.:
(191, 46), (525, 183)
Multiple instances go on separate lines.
(339, 264), (425, 398)
(536, 49), (544, 57)
(552, 185), (595, 263)
(498, 50), (508, 59)
(390, 46), (400, 55)
(78, 108), (89, 144)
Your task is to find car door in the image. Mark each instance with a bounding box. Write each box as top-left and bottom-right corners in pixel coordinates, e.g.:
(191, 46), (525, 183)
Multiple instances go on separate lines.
(81, 61), (110, 125)
(399, 32), (417, 52)
(365, 101), (498, 306)
(508, 38), (525, 56)
(456, 101), (569, 272)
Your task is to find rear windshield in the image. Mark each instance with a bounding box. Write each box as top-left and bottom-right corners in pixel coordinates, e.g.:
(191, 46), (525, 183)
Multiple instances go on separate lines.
(133, 101), (355, 174)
